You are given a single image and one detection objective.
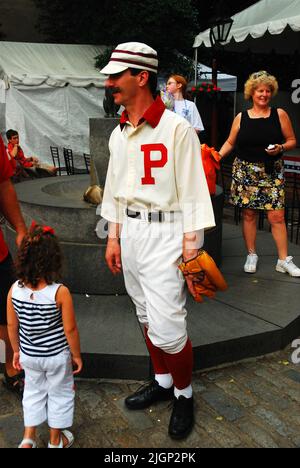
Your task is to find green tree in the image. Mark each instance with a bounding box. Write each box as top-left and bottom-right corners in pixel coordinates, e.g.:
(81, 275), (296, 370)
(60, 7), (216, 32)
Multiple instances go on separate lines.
(193, 0), (260, 32)
(34, 0), (198, 77)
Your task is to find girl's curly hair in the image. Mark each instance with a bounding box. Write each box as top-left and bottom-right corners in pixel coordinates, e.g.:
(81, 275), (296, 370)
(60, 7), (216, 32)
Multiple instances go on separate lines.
(15, 223), (63, 288)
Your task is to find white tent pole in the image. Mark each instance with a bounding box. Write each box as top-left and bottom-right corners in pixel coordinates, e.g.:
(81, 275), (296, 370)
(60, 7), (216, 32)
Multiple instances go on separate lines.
(194, 47), (198, 86)
(194, 48), (198, 104)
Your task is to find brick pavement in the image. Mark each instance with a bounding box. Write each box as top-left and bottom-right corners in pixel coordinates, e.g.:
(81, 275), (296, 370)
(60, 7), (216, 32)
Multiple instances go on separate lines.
(1, 343), (300, 448)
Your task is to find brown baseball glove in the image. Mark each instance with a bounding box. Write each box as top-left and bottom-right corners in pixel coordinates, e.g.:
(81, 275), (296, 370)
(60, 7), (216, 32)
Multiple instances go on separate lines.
(178, 250), (228, 303)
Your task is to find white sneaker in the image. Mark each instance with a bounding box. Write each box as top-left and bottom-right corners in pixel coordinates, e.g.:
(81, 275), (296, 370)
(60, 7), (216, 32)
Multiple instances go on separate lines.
(276, 256), (300, 277)
(244, 254), (258, 273)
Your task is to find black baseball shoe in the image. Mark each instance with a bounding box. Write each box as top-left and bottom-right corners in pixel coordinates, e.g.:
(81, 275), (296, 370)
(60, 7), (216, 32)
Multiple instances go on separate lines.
(125, 380), (174, 410)
(168, 395), (194, 440)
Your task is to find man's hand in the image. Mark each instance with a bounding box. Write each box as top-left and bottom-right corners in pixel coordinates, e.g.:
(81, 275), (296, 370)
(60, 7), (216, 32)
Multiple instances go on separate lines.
(105, 238), (122, 275)
(15, 227), (27, 247)
(0, 180), (27, 246)
(185, 275), (197, 300)
(183, 248), (198, 262)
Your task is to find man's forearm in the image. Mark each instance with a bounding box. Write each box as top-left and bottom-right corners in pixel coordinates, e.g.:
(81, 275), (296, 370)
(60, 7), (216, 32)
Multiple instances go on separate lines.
(0, 180), (26, 234)
(108, 222), (121, 240)
(183, 230), (204, 261)
(183, 230), (204, 250)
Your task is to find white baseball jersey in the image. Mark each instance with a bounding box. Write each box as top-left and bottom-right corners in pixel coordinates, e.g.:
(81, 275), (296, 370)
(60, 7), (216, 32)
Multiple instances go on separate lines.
(101, 97), (215, 233)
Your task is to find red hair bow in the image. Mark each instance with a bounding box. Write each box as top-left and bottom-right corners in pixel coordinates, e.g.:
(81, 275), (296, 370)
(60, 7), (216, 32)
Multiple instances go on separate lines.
(30, 220), (55, 235)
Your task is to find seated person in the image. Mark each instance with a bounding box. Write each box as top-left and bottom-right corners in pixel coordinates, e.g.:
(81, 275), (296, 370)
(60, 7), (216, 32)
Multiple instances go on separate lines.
(6, 129), (57, 179)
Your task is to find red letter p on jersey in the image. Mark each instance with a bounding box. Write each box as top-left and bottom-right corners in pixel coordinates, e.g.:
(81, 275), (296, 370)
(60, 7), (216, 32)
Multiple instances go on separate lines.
(141, 144), (168, 185)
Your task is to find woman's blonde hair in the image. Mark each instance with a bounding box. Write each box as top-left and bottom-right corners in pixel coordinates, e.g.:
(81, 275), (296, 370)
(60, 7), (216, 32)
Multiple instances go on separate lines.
(244, 71), (279, 100)
(169, 74), (188, 98)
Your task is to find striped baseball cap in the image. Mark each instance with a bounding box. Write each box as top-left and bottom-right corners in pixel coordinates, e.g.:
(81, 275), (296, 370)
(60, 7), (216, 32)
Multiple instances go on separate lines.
(100, 42), (158, 75)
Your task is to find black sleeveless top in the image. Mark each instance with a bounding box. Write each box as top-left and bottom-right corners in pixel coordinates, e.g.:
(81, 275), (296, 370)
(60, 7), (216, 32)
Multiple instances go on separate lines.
(236, 107), (284, 164)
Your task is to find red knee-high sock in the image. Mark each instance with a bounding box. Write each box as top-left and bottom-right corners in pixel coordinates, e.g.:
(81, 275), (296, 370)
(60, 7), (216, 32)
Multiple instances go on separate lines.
(144, 328), (170, 375)
(163, 339), (193, 390)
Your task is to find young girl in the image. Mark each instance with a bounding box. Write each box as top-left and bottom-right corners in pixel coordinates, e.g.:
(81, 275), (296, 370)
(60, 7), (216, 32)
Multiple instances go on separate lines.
(7, 222), (82, 449)
(166, 74), (204, 134)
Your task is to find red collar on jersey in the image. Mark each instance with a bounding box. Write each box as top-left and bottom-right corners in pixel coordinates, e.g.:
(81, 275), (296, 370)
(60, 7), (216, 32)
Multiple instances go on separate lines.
(120, 96), (166, 129)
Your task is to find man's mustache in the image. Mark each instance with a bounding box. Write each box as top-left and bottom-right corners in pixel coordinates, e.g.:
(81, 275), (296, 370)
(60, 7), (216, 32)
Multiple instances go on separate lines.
(109, 87), (121, 94)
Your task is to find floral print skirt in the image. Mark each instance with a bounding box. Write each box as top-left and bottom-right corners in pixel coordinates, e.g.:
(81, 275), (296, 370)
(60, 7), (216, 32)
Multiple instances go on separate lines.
(230, 158), (285, 210)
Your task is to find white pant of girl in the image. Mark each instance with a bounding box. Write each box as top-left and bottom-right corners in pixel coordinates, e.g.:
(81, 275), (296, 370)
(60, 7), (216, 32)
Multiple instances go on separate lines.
(20, 349), (74, 428)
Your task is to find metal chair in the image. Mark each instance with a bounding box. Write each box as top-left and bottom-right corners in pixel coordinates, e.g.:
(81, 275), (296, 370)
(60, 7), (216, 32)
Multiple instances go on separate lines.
(83, 153), (91, 174)
(63, 147), (74, 175)
(63, 148), (88, 175)
(50, 146), (67, 176)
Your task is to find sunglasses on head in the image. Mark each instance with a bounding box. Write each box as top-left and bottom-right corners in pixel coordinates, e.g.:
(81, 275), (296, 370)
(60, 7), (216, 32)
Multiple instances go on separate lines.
(252, 71), (270, 79)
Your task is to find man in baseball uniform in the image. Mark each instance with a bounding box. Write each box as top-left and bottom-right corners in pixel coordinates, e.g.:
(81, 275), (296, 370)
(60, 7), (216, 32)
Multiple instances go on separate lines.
(100, 42), (215, 439)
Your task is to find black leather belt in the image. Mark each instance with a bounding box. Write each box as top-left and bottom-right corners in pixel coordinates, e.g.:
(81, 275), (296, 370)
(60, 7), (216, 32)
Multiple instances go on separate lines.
(126, 209), (174, 222)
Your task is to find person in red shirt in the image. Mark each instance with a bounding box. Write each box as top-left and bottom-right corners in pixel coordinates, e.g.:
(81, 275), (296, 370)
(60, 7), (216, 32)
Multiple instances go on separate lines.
(6, 129), (57, 179)
(0, 134), (27, 395)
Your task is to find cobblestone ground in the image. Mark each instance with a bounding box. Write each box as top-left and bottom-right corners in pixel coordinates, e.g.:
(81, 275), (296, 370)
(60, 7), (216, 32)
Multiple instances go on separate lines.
(1, 344), (300, 448)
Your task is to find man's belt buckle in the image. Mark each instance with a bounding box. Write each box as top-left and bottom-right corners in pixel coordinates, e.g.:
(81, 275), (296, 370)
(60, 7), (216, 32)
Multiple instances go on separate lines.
(148, 211), (164, 222)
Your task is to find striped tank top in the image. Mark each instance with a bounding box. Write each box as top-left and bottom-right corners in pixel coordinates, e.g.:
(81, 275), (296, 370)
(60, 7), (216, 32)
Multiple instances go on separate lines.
(11, 281), (69, 357)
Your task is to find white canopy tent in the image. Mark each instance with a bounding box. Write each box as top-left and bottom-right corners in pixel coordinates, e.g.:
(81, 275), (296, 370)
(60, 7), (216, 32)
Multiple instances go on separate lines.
(0, 42), (106, 164)
(195, 62), (237, 92)
(193, 0), (300, 53)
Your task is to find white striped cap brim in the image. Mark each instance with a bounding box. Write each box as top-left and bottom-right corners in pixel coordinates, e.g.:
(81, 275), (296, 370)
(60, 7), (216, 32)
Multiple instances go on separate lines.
(100, 62), (130, 75)
(100, 42), (158, 75)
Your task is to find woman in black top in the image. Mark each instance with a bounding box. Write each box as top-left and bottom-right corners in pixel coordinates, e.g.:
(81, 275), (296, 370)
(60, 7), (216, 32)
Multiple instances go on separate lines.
(219, 71), (300, 276)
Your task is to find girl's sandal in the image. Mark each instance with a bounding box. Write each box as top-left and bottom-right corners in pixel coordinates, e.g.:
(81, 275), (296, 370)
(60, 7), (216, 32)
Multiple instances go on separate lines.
(48, 430), (74, 449)
(18, 438), (37, 449)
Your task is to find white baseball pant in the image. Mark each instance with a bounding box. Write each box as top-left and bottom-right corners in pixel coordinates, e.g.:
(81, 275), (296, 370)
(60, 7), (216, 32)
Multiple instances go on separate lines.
(20, 349), (75, 428)
(121, 213), (187, 354)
